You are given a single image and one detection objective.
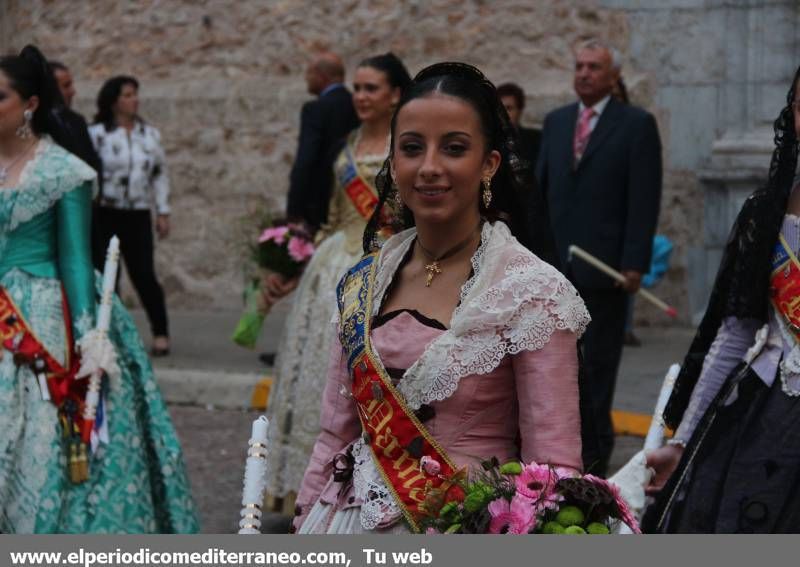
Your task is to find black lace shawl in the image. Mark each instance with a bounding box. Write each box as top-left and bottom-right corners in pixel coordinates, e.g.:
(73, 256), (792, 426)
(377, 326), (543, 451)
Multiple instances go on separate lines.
(663, 66), (800, 428)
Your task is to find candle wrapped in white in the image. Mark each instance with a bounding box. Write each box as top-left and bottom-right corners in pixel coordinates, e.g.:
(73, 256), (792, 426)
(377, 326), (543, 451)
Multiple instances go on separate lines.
(96, 236), (120, 334)
(238, 415), (270, 534)
(644, 363), (680, 451)
(610, 364), (679, 533)
(81, 236), (121, 443)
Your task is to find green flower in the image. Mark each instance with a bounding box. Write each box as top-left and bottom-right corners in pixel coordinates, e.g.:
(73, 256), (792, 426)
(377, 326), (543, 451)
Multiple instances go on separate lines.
(555, 505), (585, 527)
(499, 461), (523, 475)
(564, 525), (587, 535)
(586, 522), (610, 535)
(439, 501), (459, 519)
(463, 483), (495, 513)
(541, 521), (566, 534)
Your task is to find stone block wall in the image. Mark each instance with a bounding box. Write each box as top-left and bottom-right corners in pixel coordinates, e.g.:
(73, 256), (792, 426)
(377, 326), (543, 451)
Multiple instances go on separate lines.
(3, 0), (796, 326)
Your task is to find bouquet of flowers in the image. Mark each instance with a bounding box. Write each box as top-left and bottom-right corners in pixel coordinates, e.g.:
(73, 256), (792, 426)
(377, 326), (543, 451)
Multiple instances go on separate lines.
(419, 458), (640, 535)
(232, 220), (315, 349)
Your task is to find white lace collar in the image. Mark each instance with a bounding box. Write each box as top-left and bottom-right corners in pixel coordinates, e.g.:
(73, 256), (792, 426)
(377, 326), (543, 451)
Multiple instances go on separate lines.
(0, 139), (97, 258)
(370, 221), (590, 409)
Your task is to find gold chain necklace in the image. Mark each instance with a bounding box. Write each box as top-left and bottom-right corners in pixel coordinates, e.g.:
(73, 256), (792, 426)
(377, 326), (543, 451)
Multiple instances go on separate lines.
(416, 223), (481, 287)
(0, 140), (37, 186)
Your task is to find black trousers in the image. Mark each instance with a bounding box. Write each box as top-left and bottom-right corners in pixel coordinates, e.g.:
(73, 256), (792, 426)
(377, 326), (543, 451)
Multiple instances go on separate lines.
(576, 287), (628, 476)
(93, 207), (169, 337)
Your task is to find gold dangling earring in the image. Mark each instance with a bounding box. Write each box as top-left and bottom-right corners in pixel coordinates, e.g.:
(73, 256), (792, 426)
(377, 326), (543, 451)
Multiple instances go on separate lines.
(482, 177), (492, 208)
(392, 180), (403, 206)
(16, 109), (33, 140)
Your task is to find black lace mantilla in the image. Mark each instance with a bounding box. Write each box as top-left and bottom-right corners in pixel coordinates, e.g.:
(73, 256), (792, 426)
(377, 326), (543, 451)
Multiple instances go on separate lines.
(663, 65), (800, 428)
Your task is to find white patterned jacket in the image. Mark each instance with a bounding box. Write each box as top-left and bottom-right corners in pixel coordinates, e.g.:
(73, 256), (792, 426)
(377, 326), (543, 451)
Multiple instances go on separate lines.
(88, 121), (170, 215)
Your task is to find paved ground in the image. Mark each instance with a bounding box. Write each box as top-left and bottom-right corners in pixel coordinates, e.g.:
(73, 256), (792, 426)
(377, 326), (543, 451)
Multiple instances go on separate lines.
(132, 307), (695, 533)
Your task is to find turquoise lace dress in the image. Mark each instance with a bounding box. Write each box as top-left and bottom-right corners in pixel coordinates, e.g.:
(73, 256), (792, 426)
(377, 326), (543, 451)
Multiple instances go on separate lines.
(0, 139), (199, 533)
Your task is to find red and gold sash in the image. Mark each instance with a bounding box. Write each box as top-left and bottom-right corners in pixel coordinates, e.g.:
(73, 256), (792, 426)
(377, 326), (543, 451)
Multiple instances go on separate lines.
(0, 286), (90, 482)
(337, 254), (463, 532)
(770, 234), (800, 341)
(338, 145), (379, 221)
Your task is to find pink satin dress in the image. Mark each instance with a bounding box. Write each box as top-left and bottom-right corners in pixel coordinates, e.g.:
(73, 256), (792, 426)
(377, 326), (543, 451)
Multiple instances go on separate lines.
(294, 307), (582, 533)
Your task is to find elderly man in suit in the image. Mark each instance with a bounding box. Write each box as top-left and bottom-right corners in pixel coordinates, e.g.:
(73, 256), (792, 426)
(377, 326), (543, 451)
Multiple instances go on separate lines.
(537, 39), (662, 476)
(286, 52), (359, 231)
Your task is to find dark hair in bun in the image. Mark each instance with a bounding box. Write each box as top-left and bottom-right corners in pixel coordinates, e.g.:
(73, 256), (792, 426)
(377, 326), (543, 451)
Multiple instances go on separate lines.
(363, 62), (557, 266)
(0, 44), (72, 147)
(357, 52), (412, 91)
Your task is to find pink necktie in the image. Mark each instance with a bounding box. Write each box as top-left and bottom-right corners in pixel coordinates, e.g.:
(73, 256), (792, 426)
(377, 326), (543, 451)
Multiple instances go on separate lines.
(573, 107), (595, 161)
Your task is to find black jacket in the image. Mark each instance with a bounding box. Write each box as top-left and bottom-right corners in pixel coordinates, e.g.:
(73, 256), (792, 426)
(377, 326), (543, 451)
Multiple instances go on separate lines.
(55, 106), (102, 175)
(516, 125), (541, 173)
(286, 85), (359, 229)
(536, 98), (662, 290)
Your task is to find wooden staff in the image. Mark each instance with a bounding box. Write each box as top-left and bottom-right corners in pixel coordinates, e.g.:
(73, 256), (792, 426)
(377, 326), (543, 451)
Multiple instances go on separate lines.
(568, 245), (677, 318)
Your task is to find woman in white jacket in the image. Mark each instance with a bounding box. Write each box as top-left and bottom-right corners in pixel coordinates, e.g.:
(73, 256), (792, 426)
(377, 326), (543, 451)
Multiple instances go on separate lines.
(89, 75), (171, 356)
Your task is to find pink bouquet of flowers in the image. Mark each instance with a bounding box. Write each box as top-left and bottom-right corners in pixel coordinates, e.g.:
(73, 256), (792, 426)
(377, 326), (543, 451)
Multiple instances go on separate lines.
(254, 222), (316, 278)
(232, 221), (315, 349)
(420, 458), (639, 535)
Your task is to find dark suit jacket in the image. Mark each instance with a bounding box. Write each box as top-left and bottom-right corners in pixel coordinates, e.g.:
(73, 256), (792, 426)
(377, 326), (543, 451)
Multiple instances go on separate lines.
(516, 126), (541, 173)
(536, 98), (662, 290)
(286, 85), (359, 229)
(55, 106), (102, 175)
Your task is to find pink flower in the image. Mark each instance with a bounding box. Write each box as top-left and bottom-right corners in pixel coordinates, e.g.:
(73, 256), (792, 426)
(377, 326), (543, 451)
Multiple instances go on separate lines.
(287, 236), (315, 262)
(515, 463), (562, 512)
(515, 463), (554, 499)
(583, 474), (641, 533)
(420, 456), (441, 476)
(259, 226), (289, 244)
(425, 527), (439, 535)
(487, 496), (536, 534)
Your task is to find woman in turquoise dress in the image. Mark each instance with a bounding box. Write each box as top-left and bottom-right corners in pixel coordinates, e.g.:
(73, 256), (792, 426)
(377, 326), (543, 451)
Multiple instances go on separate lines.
(0, 46), (198, 533)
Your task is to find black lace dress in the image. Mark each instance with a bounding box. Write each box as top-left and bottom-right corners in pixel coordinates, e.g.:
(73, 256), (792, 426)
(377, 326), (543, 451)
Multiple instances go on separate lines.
(643, 65), (800, 533)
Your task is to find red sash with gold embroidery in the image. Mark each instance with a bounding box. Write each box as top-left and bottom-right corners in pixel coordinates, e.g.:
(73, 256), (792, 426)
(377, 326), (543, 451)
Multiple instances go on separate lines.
(338, 145), (379, 221)
(0, 285), (90, 482)
(770, 234), (800, 340)
(336, 254), (463, 532)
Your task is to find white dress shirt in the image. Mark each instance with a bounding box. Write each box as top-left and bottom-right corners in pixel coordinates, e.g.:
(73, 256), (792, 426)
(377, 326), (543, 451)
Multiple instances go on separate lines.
(577, 95), (611, 134)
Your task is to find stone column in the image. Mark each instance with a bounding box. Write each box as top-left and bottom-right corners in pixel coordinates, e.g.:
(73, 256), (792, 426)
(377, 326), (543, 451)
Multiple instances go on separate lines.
(692, 0), (800, 323)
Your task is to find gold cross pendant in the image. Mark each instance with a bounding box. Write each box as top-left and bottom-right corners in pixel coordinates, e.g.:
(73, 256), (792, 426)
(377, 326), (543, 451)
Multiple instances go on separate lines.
(425, 261), (442, 287)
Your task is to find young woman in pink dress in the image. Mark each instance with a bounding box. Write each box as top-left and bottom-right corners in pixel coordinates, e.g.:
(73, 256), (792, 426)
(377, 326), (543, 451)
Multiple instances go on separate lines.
(293, 63), (589, 534)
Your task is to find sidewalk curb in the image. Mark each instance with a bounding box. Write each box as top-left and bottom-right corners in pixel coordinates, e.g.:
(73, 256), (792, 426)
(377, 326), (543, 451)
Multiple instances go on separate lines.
(156, 367), (670, 438)
(611, 410), (673, 438)
(156, 367), (266, 410)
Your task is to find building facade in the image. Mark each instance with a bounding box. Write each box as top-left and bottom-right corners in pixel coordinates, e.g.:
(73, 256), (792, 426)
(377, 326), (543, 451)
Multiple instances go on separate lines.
(2, 0), (798, 323)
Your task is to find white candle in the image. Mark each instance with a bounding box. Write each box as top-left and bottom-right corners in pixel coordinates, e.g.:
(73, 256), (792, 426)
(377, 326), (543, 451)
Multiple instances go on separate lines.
(82, 236), (120, 435)
(97, 236), (120, 333)
(252, 415), (268, 440)
(644, 364), (680, 451)
(238, 416), (270, 535)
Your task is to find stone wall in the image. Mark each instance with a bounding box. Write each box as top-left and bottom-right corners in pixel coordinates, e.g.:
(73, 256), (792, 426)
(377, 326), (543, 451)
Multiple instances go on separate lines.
(2, 0), (797, 325)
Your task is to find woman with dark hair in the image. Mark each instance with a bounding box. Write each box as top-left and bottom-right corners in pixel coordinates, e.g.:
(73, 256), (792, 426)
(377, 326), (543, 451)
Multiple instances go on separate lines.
(263, 53), (412, 514)
(88, 76), (171, 356)
(292, 62), (588, 534)
(0, 45), (197, 533)
(644, 67), (800, 533)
